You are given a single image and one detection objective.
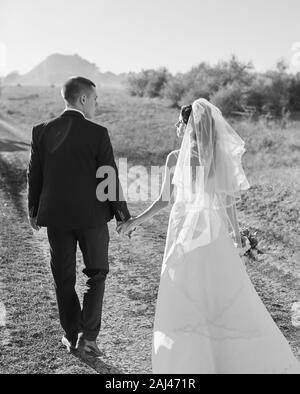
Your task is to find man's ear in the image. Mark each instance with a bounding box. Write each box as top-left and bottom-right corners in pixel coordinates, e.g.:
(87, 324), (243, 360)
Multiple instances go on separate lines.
(80, 94), (87, 105)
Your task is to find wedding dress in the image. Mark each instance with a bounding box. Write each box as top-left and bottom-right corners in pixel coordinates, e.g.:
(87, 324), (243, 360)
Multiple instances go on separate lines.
(152, 99), (300, 374)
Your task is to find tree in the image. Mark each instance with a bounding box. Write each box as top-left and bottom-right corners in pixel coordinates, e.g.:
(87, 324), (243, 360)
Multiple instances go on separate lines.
(288, 72), (300, 112)
(144, 67), (170, 98)
(163, 75), (186, 108)
(127, 68), (171, 98)
(211, 55), (254, 89)
(210, 82), (245, 116)
(127, 70), (152, 97)
(261, 68), (291, 116)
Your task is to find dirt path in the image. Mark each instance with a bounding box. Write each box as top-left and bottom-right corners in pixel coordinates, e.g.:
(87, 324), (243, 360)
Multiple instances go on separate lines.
(0, 119), (300, 373)
(0, 119), (167, 373)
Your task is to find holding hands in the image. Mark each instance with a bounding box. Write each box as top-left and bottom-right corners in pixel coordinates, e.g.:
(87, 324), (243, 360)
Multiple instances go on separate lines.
(116, 217), (138, 238)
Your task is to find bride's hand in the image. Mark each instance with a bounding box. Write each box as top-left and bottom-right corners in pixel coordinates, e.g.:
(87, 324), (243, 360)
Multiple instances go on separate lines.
(117, 217), (137, 237)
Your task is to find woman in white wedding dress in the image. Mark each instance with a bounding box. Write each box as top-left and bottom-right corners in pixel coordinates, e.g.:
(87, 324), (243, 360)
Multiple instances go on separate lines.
(119, 98), (300, 374)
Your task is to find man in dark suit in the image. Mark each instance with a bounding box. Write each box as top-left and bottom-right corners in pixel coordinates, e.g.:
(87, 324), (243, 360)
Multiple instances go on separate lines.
(27, 76), (131, 356)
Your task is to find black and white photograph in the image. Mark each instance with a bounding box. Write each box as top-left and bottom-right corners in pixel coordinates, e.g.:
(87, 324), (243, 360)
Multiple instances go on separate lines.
(0, 0), (300, 375)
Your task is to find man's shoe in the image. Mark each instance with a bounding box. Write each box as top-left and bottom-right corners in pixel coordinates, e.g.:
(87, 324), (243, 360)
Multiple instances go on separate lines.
(61, 335), (77, 353)
(76, 337), (103, 357)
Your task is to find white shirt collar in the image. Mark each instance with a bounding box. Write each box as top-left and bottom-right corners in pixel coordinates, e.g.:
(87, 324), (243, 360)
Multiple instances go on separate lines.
(64, 107), (86, 118)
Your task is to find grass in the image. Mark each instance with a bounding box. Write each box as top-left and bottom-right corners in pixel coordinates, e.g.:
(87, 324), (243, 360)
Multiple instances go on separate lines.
(0, 85), (300, 373)
(0, 86), (180, 165)
(1, 85), (300, 168)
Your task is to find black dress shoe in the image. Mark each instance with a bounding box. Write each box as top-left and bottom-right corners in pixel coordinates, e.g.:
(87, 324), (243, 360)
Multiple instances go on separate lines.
(76, 337), (103, 357)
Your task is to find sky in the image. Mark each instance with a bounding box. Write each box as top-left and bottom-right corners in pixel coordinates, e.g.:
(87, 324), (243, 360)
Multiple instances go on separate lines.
(0, 0), (300, 76)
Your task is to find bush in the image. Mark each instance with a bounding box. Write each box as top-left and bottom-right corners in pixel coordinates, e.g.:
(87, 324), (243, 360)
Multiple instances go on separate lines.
(210, 83), (245, 116)
(144, 68), (170, 98)
(127, 68), (170, 98)
(288, 73), (300, 112)
(127, 56), (300, 118)
(261, 70), (291, 116)
(163, 75), (185, 107)
(179, 63), (220, 104)
(180, 85), (211, 107)
(167, 56), (254, 108)
(127, 70), (151, 97)
(210, 55), (254, 90)
(244, 75), (270, 114)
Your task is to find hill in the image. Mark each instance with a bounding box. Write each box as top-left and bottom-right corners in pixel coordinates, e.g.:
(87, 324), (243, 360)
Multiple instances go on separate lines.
(3, 53), (127, 87)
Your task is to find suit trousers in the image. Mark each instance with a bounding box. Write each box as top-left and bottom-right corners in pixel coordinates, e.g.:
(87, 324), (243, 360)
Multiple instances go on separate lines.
(47, 223), (109, 342)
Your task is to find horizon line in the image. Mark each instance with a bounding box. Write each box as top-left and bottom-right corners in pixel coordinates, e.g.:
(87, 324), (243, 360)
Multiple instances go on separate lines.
(1, 51), (299, 79)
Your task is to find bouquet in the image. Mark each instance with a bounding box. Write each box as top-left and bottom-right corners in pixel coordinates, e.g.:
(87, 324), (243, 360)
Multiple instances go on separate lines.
(238, 228), (263, 259)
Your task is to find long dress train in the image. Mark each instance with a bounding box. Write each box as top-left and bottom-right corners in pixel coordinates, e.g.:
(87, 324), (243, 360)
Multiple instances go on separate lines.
(152, 204), (300, 374)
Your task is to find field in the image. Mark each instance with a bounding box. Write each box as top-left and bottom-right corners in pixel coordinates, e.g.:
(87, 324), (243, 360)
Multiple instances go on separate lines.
(0, 85), (300, 373)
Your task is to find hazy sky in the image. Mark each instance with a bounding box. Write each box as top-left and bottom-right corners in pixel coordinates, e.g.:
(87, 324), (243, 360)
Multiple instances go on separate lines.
(1, 0), (300, 76)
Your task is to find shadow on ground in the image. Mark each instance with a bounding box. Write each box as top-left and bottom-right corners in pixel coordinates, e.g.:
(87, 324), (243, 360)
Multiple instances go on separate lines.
(0, 139), (30, 153)
(0, 155), (27, 217)
(72, 351), (123, 374)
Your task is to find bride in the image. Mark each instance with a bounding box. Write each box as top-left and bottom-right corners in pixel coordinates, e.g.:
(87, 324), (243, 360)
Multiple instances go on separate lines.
(118, 98), (300, 374)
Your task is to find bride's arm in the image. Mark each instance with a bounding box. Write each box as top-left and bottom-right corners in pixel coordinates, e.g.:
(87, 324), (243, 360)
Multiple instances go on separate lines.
(122, 151), (177, 231)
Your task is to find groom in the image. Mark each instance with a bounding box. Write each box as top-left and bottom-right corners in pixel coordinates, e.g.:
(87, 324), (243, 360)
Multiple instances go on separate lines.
(27, 76), (131, 356)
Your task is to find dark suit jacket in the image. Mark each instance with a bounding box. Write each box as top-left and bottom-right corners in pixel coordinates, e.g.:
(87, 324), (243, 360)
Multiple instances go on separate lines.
(27, 110), (131, 229)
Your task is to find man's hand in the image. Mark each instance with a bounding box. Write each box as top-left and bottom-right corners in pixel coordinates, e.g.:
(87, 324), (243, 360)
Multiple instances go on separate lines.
(116, 217), (137, 238)
(28, 216), (41, 231)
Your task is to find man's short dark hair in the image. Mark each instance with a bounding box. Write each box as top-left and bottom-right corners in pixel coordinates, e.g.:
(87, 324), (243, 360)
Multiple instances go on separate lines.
(61, 76), (96, 105)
